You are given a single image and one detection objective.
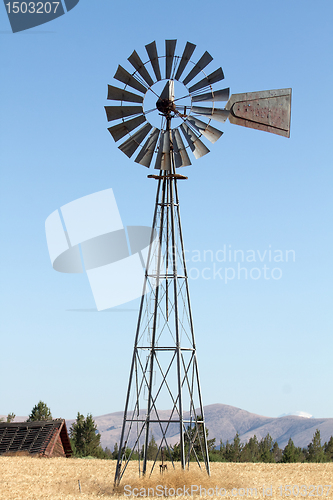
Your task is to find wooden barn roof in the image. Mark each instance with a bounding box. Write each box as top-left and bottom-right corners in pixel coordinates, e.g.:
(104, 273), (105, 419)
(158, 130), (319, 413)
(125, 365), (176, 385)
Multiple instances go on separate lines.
(0, 419), (72, 457)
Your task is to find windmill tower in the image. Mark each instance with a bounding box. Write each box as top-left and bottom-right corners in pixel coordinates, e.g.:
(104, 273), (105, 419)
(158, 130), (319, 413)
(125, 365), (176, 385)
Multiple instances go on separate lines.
(105, 40), (291, 484)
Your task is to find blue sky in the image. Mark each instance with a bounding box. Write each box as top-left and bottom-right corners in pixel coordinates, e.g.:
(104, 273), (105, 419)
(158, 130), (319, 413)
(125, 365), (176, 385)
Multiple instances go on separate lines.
(0, 0), (332, 421)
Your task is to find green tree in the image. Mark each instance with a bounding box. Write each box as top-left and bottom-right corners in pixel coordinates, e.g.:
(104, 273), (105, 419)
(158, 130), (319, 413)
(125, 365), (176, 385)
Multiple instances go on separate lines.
(69, 413), (103, 458)
(27, 401), (52, 422)
(172, 419), (215, 462)
(306, 429), (326, 463)
(281, 438), (303, 463)
(0, 413), (16, 423)
(103, 447), (113, 459)
(241, 435), (260, 462)
(259, 434), (275, 463)
(112, 442), (119, 460)
(324, 436), (333, 462)
(272, 440), (282, 463)
(217, 439), (227, 462)
(185, 416), (216, 461)
(225, 432), (242, 462)
(146, 434), (159, 460)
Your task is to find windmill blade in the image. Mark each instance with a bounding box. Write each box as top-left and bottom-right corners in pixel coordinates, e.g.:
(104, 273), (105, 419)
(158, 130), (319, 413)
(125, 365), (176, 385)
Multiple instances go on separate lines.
(119, 123), (152, 158)
(128, 50), (154, 87)
(192, 88), (230, 102)
(192, 106), (230, 123)
(186, 117), (223, 144)
(165, 39), (177, 79)
(159, 80), (175, 101)
(226, 88), (292, 137)
(189, 68), (224, 93)
(179, 123), (210, 159)
(105, 105), (143, 122)
(145, 41), (161, 81)
(107, 85), (143, 103)
(135, 128), (160, 168)
(155, 131), (171, 171)
(108, 115), (146, 142)
(172, 129), (191, 168)
(182, 51), (213, 86)
(114, 65), (147, 94)
(175, 42), (196, 81)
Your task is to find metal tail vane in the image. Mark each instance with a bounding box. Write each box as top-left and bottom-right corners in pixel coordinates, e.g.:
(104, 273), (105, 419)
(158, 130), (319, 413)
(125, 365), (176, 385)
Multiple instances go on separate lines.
(105, 40), (291, 484)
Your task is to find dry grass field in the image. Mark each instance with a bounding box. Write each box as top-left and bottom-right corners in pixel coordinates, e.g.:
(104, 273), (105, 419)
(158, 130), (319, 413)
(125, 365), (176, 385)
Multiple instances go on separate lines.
(0, 457), (332, 500)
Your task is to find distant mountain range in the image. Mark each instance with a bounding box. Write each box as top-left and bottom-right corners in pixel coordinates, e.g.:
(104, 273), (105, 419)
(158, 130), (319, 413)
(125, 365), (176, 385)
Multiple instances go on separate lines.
(68, 404), (333, 451)
(5, 404), (333, 451)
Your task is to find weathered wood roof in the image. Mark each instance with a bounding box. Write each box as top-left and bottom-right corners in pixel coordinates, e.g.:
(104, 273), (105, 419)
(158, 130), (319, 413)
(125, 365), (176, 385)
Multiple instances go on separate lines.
(0, 419), (72, 457)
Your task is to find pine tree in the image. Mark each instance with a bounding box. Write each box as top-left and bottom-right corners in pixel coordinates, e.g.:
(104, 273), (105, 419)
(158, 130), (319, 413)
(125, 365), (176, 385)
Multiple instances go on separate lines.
(103, 447), (113, 459)
(184, 416), (216, 461)
(324, 436), (333, 462)
(69, 413), (102, 457)
(241, 435), (260, 462)
(281, 438), (303, 463)
(272, 440), (282, 463)
(146, 434), (159, 460)
(218, 439), (226, 461)
(112, 442), (119, 459)
(225, 432), (242, 462)
(307, 429), (326, 463)
(27, 401), (52, 421)
(259, 434), (274, 463)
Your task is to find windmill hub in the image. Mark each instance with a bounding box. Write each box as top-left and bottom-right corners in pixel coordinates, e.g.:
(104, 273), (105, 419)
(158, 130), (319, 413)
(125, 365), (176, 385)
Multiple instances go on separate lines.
(156, 96), (176, 116)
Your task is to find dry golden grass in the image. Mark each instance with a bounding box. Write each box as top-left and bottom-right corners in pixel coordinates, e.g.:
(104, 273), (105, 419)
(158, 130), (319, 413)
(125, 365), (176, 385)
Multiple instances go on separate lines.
(0, 457), (332, 500)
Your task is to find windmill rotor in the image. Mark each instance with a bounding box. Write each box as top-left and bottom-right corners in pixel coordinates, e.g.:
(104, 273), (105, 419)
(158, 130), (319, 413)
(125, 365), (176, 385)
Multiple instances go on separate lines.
(105, 40), (232, 170)
(105, 40), (291, 172)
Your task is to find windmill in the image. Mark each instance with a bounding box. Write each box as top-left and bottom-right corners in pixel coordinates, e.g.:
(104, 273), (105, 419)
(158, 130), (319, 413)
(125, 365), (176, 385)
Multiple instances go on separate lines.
(105, 40), (291, 484)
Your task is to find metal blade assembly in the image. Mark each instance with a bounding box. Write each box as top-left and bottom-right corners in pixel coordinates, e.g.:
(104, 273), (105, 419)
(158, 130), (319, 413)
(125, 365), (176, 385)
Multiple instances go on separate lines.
(118, 123), (152, 158)
(183, 51), (213, 86)
(107, 85), (143, 103)
(175, 42), (196, 81)
(192, 88), (230, 102)
(179, 123), (210, 159)
(165, 39), (177, 79)
(172, 129), (191, 168)
(155, 131), (171, 171)
(105, 105), (143, 122)
(145, 41), (161, 81)
(189, 68), (224, 93)
(128, 50), (154, 87)
(108, 115), (146, 142)
(186, 117), (223, 144)
(105, 41), (291, 171)
(114, 65), (147, 94)
(191, 106), (230, 123)
(135, 128), (160, 168)
(225, 88), (292, 137)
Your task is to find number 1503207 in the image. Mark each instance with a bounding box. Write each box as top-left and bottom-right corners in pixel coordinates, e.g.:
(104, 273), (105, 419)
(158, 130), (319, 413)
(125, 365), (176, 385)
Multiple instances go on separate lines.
(5, 2), (60, 14)
(278, 486), (331, 497)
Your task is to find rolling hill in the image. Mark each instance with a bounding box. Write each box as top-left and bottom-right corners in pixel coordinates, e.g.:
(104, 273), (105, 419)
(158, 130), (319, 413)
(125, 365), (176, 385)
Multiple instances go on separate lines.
(86, 403), (333, 451)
